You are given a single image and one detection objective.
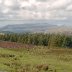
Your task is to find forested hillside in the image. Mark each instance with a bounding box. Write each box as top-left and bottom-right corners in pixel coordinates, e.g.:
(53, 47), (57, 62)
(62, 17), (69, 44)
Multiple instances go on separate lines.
(0, 33), (72, 48)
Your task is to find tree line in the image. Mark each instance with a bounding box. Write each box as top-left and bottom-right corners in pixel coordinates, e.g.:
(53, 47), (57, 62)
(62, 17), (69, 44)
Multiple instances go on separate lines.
(0, 33), (72, 48)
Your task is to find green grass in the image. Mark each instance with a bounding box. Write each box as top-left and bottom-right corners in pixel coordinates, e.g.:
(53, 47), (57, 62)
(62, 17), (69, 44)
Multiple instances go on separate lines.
(0, 46), (72, 72)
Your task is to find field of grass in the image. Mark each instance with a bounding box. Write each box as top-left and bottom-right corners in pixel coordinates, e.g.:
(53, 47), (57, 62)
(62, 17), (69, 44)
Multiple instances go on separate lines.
(0, 46), (72, 72)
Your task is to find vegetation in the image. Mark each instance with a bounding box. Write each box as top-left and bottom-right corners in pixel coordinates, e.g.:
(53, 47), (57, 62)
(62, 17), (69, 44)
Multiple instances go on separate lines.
(0, 33), (72, 72)
(0, 47), (72, 72)
(0, 33), (72, 48)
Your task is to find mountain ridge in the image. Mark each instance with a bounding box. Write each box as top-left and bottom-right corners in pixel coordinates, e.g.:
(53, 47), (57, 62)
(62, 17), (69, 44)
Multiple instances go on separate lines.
(0, 21), (72, 34)
(0, 23), (57, 33)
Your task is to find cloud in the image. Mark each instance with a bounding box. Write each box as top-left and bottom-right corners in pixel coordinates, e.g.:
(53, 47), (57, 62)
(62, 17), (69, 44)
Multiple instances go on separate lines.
(0, 0), (72, 20)
(50, 0), (71, 9)
(66, 4), (72, 10)
(4, 0), (14, 6)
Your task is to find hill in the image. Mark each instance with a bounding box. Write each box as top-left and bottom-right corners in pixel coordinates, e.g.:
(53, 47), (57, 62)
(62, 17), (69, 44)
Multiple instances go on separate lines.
(0, 20), (72, 34)
(0, 23), (57, 33)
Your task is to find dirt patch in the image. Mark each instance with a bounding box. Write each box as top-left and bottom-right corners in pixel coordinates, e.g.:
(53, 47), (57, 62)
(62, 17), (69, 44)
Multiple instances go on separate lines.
(0, 41), (34, 49)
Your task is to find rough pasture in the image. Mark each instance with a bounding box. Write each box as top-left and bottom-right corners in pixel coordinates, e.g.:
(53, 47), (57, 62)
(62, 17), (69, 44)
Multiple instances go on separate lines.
(0, 45), (72, 72)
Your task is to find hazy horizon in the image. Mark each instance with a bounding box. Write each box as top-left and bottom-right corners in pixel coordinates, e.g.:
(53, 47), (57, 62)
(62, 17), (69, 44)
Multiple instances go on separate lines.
(0, 19), (72, 28)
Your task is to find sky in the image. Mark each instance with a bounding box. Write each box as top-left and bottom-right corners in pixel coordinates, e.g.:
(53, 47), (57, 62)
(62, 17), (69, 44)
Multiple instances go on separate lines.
(0, 0), (72, 26)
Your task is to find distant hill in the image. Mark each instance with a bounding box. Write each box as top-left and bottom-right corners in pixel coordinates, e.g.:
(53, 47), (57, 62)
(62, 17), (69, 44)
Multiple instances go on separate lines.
(0, 31), (14, 34)
(0, 20), (72, 34)
(46, 26), (72, 34)
(0, 23), (57, 33)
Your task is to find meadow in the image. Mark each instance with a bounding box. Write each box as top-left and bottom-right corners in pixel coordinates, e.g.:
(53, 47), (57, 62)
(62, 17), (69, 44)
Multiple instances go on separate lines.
(0, 46), (72, 72)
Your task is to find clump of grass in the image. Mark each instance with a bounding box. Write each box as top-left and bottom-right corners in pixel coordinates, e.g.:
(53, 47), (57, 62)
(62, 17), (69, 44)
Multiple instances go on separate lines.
(36, 64), (49, 71)
(13, 64), (55, 72)
(0, 54), (15, 58)
(3, 63), (11, 67)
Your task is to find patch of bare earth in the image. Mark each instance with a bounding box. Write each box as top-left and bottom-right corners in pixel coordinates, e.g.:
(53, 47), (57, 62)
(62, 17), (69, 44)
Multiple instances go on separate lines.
(0, 41), (34, 49)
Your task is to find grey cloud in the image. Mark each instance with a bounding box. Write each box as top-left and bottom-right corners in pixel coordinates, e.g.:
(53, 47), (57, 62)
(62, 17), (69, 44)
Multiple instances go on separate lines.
(36, 0), (48, 2)
(0, 0), (72, 20)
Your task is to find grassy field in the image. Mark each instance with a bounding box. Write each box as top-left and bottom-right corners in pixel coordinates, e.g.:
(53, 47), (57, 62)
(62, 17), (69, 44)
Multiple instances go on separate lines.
(0, 46), (72, 72)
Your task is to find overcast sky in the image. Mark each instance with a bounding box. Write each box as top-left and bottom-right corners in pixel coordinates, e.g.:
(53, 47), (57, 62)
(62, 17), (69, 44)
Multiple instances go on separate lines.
(0, 0), (72, 27)
(0, 0), (72, 20)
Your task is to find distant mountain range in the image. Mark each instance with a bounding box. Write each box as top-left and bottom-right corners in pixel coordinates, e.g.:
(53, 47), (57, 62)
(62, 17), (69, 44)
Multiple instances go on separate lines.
(0, 23), (57, 33)
(0, 20), (72, 34)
